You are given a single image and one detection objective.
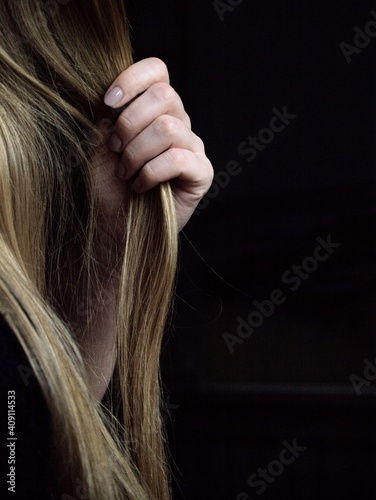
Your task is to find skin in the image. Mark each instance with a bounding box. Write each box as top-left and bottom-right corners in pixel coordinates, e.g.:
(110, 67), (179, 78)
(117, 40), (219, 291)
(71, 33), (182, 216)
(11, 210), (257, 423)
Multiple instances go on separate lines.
(80, 58), (214, 400)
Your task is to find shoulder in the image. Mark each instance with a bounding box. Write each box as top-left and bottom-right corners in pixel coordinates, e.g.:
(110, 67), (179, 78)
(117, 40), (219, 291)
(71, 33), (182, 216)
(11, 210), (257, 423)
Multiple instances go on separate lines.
(0, 315), (59, 498)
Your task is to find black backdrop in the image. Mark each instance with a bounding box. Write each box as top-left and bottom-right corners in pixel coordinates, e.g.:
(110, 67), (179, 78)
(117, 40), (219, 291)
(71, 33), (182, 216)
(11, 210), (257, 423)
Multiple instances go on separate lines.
(126, 1), (376, 499)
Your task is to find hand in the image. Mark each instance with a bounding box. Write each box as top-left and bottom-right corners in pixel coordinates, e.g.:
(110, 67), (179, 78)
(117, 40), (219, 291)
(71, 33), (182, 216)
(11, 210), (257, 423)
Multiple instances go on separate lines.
(76, 58), (213, 400)
(100, 57), (214, 232)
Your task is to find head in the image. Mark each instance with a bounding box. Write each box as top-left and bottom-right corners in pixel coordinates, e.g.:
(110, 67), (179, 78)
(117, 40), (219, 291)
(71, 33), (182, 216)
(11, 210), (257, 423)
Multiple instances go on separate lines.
(0, 1), (177, 498)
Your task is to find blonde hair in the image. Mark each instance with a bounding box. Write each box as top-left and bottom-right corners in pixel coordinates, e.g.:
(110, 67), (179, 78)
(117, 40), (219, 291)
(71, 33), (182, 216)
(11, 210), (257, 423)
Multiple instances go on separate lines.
(0, 1), (177, 498)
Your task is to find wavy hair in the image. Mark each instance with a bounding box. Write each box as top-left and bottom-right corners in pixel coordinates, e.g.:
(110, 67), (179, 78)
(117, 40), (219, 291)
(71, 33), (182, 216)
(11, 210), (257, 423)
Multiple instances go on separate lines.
(0, 1), (177, 498)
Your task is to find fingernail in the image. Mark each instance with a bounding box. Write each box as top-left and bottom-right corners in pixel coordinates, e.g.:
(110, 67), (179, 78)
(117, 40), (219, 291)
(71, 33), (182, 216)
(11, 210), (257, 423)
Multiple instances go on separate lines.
(104, 86), (123, 107)
(116, 162), (126, 181)
(108, 134), (122, 152)
(132, 178), (142, 192)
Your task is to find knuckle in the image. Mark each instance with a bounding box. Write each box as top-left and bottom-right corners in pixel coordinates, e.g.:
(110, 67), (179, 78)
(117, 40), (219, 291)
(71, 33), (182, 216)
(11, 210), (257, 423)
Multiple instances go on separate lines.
(151, 81), (175, 102)
(207, 170), (215, 186)
(156, 115), (179, 138)
(185, 112), (192, 129)
(149, 57), (168, 78)
(205, 160), (215, 184)
(169, 147), (188, 167)
(196, 135), (205, 152)
(203, 155), (214, 177)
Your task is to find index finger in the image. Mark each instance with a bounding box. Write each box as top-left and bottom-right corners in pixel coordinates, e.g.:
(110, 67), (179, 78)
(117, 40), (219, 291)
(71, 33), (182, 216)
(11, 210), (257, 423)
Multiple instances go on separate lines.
(104, 57), (170, 109)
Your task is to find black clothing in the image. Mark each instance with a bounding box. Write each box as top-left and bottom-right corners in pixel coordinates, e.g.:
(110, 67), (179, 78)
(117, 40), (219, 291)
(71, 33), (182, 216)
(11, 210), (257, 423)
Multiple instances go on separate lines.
(1, 316), (60, 498)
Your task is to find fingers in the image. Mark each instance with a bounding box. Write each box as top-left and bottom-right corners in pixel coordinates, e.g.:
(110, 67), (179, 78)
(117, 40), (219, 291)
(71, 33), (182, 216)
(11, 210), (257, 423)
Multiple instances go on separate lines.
(116, 115), (204, 181)
(131, 148), (214, 199)
(104, 57), (170, 108)
(102, 56), (215, 230)
(109, 82), (191, 152)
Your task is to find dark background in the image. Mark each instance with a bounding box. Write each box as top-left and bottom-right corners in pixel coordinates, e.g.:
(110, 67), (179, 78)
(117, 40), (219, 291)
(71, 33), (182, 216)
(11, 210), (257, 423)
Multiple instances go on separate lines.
(127, 1), (376, 499)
